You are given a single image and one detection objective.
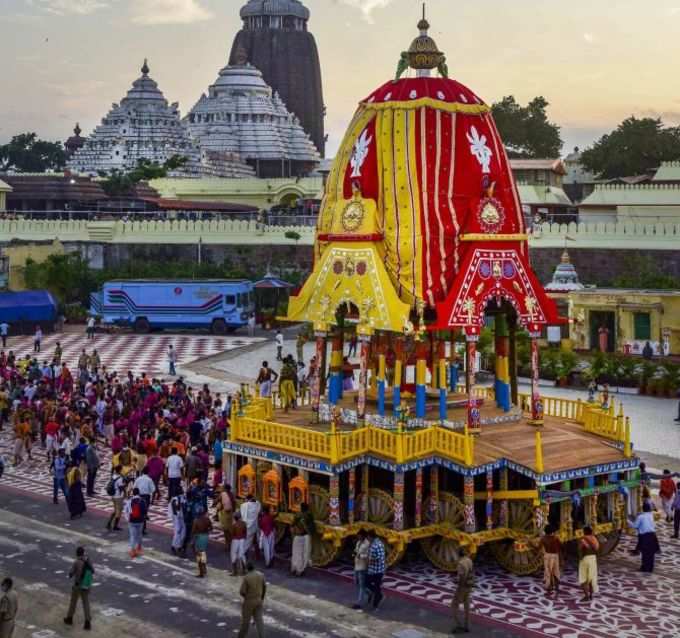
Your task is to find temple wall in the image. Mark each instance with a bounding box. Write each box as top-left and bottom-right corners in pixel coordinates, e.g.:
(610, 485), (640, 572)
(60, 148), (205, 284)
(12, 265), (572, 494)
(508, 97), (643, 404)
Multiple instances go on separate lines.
(2, 220), (679, 286)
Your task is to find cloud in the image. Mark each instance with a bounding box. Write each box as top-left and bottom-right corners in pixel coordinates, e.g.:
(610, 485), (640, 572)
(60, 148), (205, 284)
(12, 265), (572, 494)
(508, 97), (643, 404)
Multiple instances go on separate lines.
(339, 0), (394, 23)
(29, 0), (111, 15)
(131, 0), (212, 25)
(582, 32), (595, 43)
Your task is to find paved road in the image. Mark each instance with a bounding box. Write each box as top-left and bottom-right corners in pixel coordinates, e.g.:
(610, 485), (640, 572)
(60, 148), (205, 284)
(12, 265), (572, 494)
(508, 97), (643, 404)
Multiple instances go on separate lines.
(0, 490), (492, 638)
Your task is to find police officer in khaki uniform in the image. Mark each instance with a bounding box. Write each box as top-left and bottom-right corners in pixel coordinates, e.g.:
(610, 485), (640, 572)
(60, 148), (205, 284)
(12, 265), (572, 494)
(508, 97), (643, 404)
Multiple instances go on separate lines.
(238, 562), (266, 638)
(451, 546), (474, 633)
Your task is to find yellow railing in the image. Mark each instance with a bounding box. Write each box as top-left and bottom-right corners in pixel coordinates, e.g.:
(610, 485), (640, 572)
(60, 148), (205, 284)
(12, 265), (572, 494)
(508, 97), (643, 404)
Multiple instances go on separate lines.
(230, 406), (473, 466)
(517, 393), (584, 422)
(456, 384), (495, 399)
(233, 416), (331, 459)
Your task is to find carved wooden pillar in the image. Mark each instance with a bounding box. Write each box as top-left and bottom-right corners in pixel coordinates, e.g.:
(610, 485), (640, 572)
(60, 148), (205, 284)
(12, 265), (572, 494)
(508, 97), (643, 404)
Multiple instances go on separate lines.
(499, 468), (509, 528)
(415, 467), (423, 527)
(485, 469), (494, 530)
(394, 471), (405, 531)
(429, 465), (440, 523)
(329, 473), (341, 526)
(463, 475), (476, 533)
(348, 467), (356, 525)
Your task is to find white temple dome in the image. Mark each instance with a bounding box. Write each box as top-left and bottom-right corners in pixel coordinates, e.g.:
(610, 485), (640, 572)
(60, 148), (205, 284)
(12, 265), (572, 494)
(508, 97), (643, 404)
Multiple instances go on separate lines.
(186, 61), (319, 176)
(67, 60), (254, 178)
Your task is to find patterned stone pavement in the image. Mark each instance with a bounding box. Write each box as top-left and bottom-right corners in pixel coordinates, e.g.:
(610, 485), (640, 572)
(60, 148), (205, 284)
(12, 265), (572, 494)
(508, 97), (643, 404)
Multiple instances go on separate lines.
(3, 331), (261, 380)
(1, 435), (679, 638)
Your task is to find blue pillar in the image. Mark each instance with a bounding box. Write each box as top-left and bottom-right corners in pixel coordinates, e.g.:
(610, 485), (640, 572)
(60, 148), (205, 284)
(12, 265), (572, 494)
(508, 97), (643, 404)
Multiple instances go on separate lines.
(449, 362), (459, 393)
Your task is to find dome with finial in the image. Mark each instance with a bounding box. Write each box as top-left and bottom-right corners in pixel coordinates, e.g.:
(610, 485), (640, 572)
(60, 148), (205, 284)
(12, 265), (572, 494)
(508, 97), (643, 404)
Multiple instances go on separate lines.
(545, 250), (585, 292)
(402, 4), (446, 75)
(64, 122), (85, 158)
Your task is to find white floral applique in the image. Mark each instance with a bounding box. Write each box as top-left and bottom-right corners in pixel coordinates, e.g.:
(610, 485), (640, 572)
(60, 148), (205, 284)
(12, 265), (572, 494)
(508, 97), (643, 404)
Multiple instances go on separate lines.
(350, 128), (373, 178)
(466, 125), (493, 173)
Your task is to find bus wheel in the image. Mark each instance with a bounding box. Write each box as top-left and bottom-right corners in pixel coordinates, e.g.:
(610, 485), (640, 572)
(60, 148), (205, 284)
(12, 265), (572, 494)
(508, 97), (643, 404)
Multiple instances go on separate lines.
(211, 319), (227, 335)
(133, 318), (150, 334)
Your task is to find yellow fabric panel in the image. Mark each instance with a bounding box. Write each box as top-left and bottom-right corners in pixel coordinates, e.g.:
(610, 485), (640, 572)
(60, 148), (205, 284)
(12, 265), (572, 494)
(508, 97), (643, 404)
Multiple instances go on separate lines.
(379, 108), (423, 307)
(285, 242), (411, 333)
(318, 108), (377, 238)
(362, 98), (489, 115)
(406, 108), (424, 303)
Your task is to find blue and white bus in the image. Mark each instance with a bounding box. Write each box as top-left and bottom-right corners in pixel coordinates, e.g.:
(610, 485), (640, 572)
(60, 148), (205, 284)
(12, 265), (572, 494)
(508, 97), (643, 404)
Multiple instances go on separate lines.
(90, 279), (254, 334)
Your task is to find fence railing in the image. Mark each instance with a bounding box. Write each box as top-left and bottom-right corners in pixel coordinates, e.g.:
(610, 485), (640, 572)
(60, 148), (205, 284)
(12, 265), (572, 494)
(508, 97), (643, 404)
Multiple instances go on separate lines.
(231, 396), (473, 466)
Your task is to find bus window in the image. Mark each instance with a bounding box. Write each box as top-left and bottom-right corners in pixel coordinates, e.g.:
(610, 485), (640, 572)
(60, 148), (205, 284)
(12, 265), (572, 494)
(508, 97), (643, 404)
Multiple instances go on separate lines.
(225, 294), (236, 305)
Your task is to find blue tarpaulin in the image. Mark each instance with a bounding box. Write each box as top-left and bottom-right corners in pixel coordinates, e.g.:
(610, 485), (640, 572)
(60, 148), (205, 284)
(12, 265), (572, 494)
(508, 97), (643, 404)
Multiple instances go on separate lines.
(0, 290), (57, 323)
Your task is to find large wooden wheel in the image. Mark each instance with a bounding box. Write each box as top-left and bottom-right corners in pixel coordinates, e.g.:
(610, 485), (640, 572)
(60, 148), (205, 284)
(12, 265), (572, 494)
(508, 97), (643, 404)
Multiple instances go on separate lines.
(421, 492), (465, 571)
(490, 500), (542, 576)
(490, 538), (543, 576)
(508, 500), (535, 534)
(423, 491), (465, 527)
(311, 535), (342, 567)
(356, 488), (394, 525)
(309, 485), (330, 523)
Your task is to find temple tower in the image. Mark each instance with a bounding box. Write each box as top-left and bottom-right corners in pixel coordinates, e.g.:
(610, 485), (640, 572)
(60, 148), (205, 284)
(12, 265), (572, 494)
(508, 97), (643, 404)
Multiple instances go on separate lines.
(230, 0), (325, 157)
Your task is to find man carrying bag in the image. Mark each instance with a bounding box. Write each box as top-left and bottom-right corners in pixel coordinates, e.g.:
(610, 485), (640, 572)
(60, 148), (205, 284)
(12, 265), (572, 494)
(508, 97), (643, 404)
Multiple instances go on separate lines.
(64, 546), (94, 631)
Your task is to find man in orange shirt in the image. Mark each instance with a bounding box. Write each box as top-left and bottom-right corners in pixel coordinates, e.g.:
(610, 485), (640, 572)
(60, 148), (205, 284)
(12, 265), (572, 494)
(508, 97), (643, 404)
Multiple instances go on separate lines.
(659, 469), (677, 523)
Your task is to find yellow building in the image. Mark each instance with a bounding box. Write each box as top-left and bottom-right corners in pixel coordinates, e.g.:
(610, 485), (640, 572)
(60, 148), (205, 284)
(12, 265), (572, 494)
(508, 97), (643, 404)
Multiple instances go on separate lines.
(2, 240), (65, 291)
(568, 288), (680, 356)
(0, 179), (11, 211)
(149, 176), (323, 209)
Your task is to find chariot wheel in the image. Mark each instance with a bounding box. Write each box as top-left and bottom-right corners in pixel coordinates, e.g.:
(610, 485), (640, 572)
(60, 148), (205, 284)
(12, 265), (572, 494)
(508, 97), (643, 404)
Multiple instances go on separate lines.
(356, 488), (394, 525)
(421, 491), (465, 571)
(384, 541), (406, 568)
(490, 538), (543, 576)
(309, 485), (330, 523)
(508, 500), (536, 534)
(311, 535), (342, 567)
(596, 529), (621, 557)
(491, 500), (543, 575)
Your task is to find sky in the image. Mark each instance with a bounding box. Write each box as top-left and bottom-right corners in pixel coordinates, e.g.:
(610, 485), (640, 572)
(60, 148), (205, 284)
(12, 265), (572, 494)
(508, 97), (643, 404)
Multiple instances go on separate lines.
(2, 0), (680, 157)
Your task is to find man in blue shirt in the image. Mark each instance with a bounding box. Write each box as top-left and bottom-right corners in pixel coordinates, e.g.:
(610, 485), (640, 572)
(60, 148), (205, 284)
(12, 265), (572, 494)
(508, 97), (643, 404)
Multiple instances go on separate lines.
(213, 433), (224, 469)
(51, 448), (69, 504)
(365, 529), (386, 610)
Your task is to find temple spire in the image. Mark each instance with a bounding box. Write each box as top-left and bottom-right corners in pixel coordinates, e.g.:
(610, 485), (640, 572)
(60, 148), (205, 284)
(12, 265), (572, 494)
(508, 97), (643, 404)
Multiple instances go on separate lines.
(141, 58), (149, 76)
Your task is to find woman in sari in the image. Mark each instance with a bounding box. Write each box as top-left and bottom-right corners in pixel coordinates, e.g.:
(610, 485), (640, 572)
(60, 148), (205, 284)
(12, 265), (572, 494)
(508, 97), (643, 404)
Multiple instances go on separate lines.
(67, 468), (87, 519)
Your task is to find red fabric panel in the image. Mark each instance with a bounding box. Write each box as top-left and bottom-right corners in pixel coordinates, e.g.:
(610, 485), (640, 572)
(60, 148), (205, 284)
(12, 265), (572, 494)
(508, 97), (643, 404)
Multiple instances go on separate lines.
(342, 117), (378, 202)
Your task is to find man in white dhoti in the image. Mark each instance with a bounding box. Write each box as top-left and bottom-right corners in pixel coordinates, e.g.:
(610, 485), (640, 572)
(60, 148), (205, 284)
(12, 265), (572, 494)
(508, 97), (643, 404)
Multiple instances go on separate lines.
(169, 492), (186, 554)
(240, 495), (261, 556)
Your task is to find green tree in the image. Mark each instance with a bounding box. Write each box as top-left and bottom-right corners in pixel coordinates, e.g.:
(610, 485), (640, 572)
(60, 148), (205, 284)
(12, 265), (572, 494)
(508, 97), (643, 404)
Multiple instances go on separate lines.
(100, 155), (188, 196)
(491, 96), (563, 158)
(23, 253), (96, 305)
(580, 117), (680, 179)
(0, 132), (66, 172)
(611, 254), (679, 289)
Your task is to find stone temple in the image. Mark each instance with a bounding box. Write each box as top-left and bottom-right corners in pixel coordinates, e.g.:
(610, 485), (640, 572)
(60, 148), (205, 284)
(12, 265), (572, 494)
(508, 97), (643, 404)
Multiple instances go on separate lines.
(68, 60), (254, 178)
(229, 0), (325, 157)
(186, 56), (320, 179)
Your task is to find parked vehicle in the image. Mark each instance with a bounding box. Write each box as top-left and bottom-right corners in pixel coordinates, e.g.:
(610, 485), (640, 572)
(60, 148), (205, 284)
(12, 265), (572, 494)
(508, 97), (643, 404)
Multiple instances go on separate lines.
(90, 279), (254, 334)
(0, 290), (57, 333)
